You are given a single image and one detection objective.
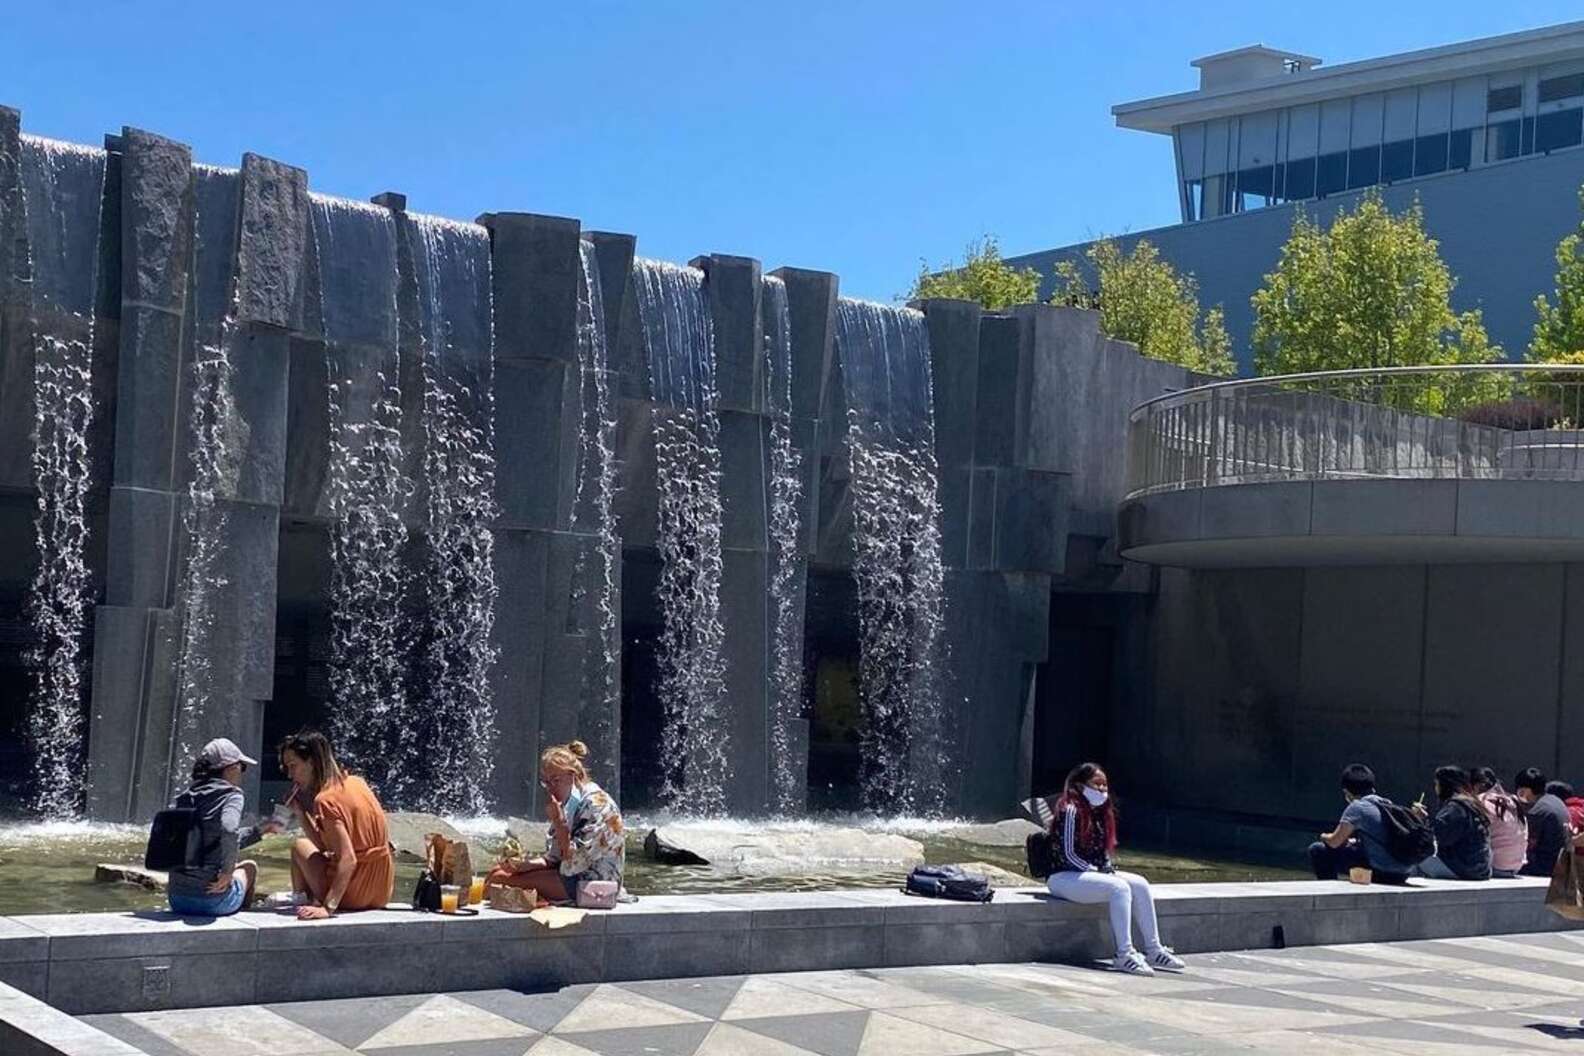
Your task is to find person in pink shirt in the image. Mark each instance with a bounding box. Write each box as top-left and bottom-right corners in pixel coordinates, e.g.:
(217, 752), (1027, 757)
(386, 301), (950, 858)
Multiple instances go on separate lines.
(1471, 766), (1527, 878)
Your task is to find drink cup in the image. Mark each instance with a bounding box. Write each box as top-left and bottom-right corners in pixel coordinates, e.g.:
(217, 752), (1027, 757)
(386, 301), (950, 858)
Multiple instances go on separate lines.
(1348, 866), (1373, 885)
(440, 884), (461, 914)
(468, 875), (486, 905)
(271, 804), (294, 829)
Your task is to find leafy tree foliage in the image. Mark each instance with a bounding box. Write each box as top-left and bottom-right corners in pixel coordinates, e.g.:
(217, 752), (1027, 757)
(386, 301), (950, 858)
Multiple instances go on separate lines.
(1051, 238), (1235, 376)
(908, 235), (1040, 310)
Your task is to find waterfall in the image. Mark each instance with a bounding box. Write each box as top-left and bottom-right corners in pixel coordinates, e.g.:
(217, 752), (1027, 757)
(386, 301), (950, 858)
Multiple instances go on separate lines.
(633, 258), (729, 815)
(408, 213), (498, 816)
(762, 276), (806, 815)
(311, 195), (413, 803)
(19, 136), (106, 819)
(170, 164), (240, 784)
(574, 241), (619, 765)
(835, 298), (949, 816)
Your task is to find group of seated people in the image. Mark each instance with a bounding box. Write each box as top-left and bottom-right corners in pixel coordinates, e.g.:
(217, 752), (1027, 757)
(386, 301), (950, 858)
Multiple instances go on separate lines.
(165, 732), (624, 920)
(1309, 762), (1583, 884)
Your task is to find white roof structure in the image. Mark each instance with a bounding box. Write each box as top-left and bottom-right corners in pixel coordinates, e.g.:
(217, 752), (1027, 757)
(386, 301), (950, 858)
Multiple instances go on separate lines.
(1115, 20), (1584, 134)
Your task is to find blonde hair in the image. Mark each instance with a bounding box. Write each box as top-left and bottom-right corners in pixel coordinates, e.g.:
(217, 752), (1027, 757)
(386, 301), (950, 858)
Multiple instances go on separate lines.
(540, 740), (590, 782)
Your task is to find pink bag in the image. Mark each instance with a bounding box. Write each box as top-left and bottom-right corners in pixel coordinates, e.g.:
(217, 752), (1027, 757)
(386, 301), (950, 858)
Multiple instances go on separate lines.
(576, 880), (619, 910)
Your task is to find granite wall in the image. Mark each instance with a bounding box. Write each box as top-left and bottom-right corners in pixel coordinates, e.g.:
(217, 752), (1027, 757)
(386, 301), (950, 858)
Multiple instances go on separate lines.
(0, 107), (1212, 823)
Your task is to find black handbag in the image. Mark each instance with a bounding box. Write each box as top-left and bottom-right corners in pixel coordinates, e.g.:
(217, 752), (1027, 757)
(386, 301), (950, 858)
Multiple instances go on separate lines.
(411, 868), (442, 911)
(1025, 830), (1057, 880)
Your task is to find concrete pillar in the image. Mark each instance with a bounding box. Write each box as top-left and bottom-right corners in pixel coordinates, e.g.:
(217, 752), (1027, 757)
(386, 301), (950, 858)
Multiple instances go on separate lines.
(481, 212), (622, 813)
(85, 127), (194, 820)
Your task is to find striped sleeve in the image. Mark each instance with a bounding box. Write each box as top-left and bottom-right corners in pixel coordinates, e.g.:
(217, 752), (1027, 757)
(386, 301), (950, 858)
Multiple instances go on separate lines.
(1058, 804), (1096, 872)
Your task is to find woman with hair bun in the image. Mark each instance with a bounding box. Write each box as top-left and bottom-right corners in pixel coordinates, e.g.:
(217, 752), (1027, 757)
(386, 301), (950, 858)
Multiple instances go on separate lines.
(485, 740), (625, 903)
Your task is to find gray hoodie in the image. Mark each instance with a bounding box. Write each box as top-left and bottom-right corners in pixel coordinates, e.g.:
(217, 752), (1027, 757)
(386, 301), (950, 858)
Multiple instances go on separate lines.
(165, 777), (263, 898)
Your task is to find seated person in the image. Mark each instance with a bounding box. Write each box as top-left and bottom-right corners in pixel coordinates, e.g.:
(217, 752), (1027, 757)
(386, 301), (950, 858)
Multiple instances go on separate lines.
(167, 738), (280, 916)
(486, 740), (624, 903)
(1309, 763), (1413, 883)
(1411, 766), (1491, 881)
(1471, 766), (1527, 877)
(278, 730), (395, 919)
(1515, 768), (1572, 877)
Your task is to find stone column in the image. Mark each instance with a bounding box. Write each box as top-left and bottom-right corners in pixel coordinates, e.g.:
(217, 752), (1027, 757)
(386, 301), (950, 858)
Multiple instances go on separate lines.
(693, 254), (774, 813)
(481, 212), (622, 813)
(85, 128), (193, 820)
(917, 299), (1070, 815)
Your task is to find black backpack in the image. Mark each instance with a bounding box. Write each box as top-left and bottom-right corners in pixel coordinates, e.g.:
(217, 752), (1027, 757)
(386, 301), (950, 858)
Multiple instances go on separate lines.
(904, 865), (994, 903)
(144, 808), (199, 871)
(1025, 831), (1056, 879)
(1373, 797), (1436, 866)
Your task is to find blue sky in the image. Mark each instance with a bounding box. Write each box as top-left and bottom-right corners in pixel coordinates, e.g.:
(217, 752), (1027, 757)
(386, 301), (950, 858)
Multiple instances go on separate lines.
(4, 2), (1582, 301)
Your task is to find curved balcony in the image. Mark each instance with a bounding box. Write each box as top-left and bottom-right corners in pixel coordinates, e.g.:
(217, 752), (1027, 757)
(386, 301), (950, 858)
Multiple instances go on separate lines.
(1118, 364), (1584, 567)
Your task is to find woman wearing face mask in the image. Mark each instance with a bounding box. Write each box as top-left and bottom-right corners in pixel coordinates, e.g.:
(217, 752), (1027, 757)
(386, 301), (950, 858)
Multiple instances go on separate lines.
(1045, 762), (1185, 976)
(485, 740), (624, 903)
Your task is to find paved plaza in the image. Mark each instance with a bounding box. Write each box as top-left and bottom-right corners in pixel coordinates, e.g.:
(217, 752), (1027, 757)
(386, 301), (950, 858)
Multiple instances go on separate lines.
(78, 929), (1584, 1056)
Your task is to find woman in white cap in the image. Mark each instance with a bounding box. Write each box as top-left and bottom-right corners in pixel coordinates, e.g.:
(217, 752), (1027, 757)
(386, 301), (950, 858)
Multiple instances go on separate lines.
(166, 737), (281, 917)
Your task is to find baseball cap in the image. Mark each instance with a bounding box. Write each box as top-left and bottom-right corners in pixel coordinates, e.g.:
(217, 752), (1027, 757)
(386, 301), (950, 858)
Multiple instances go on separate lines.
(200, 738), (259, 770)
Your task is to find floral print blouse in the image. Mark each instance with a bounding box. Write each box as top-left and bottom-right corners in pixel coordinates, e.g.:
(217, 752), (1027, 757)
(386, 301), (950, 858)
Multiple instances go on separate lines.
(544, 780), (626, 883)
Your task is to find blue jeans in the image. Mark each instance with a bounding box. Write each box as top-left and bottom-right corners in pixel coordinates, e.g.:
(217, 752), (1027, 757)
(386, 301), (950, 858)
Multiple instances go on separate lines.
(169, 876), (246, 917)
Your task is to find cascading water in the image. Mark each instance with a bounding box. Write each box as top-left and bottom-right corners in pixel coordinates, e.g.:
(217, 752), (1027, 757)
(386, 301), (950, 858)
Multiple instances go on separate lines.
(762, 276), (807, 815)
(633, 258), (729, 815)
(408, 214), (498, 816)
(310, 195), (413, 803)
(835, 298), (950, 816)
(19, 136), (106, 819)
(170, 164), (239, 783)
(573, 241), (620, 761)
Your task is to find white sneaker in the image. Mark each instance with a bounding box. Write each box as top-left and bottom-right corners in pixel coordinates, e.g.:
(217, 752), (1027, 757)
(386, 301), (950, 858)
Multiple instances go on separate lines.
(1114, 950), (1155, 976)
(1147, 946), (1187, 972)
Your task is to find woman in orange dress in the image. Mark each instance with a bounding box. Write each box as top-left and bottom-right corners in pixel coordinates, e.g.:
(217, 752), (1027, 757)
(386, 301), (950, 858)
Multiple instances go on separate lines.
(278, 730), (395, 920)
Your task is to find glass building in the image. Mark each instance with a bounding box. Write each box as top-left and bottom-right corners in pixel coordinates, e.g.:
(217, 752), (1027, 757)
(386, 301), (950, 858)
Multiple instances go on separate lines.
(1111, 31), (1584, 222)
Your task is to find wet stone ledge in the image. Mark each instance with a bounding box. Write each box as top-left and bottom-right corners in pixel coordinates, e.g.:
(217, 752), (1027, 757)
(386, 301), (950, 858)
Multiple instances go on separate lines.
(0, 877), (1571, 1018)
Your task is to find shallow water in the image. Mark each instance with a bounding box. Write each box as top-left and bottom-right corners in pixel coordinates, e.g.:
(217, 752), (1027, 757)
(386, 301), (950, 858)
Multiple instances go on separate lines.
(0, 818), (1303, 916)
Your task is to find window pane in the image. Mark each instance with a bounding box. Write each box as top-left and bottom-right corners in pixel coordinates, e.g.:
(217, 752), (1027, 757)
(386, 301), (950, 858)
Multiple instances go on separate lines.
(1418, 82), (1452, 134)
(1202, 174), (1228, 218)
(1487, 118), (1522, 161)
(1288, 103), (1319, 159)
(1184, 180), (1203, 221)
(1204, 118), (1231, 174)
(1317, 152), (1348, 196)
(1238, 164), (1275, 211)
(1414, 132), (1449, 175)
(1523, 116), (1536, 154)
(1453, 77), (1486, 128)
(1178, 123), (1206, 179)
(1449, 128), (1475, 168)
(1320, 98), (1351, 153)
(1285, 156), (1316, 199)
(1540, 73), (1584, 104)
(1488, 84), (1522, 112)
(1348, 145), (1380, 188)
(1352, 93), (1384, 147)
(1381, 140), (1413, 181)
(1536, 108), (1583, 152)
(1239, 111), (1279, 168)
(1385, 88), (1416, 141)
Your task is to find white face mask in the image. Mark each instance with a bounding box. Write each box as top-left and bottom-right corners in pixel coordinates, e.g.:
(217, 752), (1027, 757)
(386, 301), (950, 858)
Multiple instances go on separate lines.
(1082, 785), (1109, 807)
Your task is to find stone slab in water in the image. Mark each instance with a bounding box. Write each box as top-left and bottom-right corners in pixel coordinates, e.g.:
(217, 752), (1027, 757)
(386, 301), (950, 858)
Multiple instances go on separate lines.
(385, 812), (490, 866)
(933, 818), (1044, 847)
(945, 860), (1030, 886)
(93, 863), (166, 891)
(643, 824), (925, 878)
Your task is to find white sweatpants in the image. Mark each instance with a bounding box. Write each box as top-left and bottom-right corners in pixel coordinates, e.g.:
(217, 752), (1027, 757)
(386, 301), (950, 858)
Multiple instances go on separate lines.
(1046, 869), (1163, 958)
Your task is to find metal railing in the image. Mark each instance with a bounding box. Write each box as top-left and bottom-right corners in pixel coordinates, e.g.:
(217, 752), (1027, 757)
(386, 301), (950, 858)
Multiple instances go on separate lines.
(1125, 364), (1584, 499)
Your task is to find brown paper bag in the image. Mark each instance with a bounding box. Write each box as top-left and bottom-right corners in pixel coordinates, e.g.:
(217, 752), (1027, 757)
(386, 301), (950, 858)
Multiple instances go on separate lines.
(1545, 833), (1584, 922)
(489, 885), (538, 913)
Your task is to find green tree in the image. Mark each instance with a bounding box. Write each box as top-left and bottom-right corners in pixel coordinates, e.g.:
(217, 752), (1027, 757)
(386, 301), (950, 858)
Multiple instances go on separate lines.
(1251, 193), (1496, 375)
(1051, 238), (1235, 376)
(908, 235), (1040, 310)
(1250, 193), (1501, 413)
(1530, 188), (1584, 364)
